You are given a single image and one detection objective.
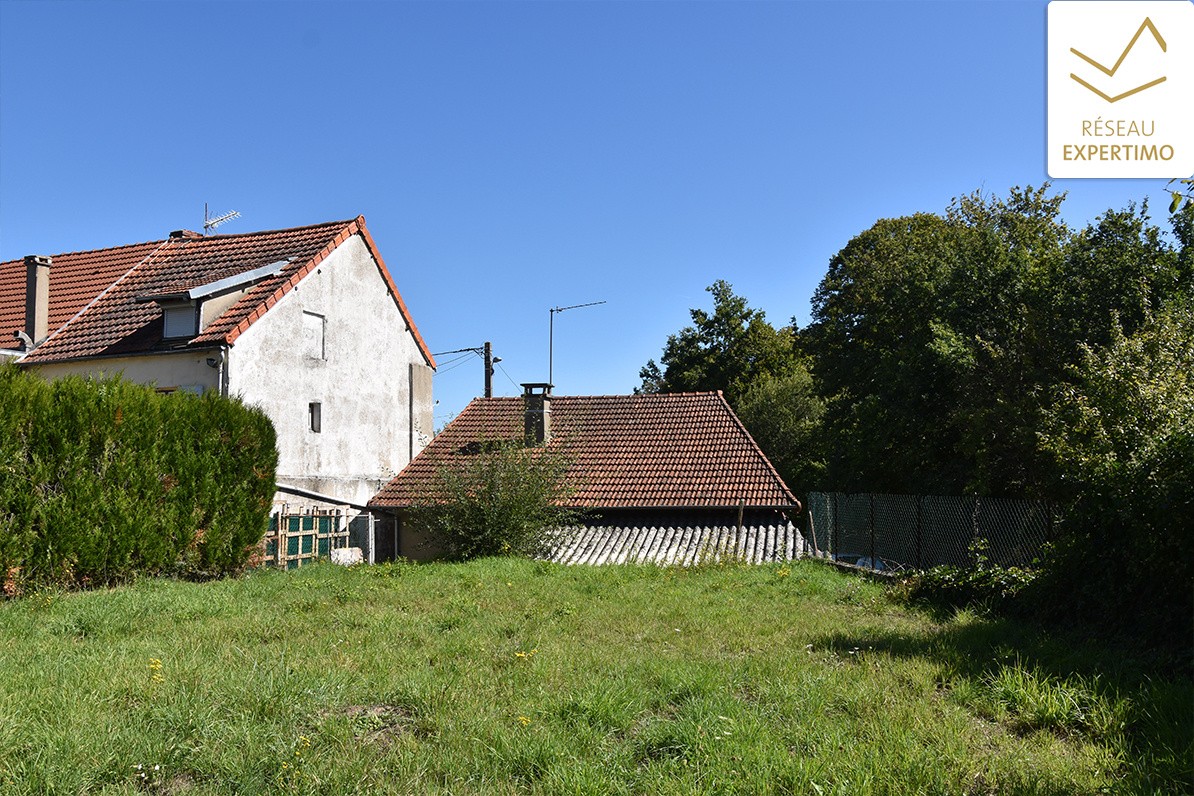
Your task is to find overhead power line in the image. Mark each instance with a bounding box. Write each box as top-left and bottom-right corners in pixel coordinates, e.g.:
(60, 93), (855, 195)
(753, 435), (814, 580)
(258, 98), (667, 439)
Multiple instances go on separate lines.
(549, 300), (606, 386)
(431, 342), (500, 397)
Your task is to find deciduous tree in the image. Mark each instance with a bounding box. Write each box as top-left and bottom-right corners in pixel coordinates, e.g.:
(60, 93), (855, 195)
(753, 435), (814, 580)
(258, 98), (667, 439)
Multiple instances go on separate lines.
(735, 366), (825, 494)
(804, 186), (1189, 496)
(638, 281), (824, 492)
(1034, 302), (1194, 648)
(637, 280), (797, 406)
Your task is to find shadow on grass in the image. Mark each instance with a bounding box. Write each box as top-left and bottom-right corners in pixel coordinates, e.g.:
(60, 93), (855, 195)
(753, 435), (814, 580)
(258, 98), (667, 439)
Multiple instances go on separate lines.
(815, 614), (1193, 794)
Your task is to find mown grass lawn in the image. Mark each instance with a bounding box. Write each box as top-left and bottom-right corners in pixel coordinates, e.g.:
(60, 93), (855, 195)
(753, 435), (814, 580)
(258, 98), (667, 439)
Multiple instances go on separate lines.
(0, 559), (1188, 795)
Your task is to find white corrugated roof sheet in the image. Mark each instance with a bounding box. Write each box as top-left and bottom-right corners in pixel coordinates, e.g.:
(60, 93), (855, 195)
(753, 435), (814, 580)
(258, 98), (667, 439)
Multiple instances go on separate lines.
(548, 520), (807, 566)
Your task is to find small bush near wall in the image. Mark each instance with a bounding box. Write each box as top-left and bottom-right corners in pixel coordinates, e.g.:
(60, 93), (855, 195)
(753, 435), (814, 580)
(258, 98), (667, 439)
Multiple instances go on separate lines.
(0, 363), (277, 595)
(408, 440), (578, 561)
(891, 562), (1038, 614)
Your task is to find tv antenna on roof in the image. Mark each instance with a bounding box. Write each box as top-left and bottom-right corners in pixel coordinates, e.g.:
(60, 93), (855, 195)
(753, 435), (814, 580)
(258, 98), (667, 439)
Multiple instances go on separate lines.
(203, 203), (241, 235)
(549, 300), (606, 386)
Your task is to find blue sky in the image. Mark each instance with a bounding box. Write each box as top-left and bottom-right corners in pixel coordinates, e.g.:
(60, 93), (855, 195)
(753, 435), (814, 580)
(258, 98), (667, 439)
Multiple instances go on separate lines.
(0, 0), (1175, 426)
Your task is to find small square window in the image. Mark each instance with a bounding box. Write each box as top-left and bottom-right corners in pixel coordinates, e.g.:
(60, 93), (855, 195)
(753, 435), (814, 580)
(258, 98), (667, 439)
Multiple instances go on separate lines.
(308, 401), (322, 433)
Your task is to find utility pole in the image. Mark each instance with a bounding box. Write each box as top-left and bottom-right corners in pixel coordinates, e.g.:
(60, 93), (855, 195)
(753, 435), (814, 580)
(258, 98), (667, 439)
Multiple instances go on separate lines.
(431, 343), (500, 399)
(483, 341), (494, 398)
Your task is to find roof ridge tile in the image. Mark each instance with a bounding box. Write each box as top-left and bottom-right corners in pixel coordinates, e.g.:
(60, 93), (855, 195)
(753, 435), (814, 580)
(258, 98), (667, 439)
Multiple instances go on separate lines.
(1, 218), (359, 265)
(1, 238), (169, 266)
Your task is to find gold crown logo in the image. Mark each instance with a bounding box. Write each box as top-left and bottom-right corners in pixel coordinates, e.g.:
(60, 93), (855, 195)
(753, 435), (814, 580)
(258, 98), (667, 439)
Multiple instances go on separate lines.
(1070, 17), (1167, 103)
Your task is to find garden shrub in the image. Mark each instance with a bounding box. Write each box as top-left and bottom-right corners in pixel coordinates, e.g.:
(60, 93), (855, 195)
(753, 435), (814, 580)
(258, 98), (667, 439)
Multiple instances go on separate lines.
(1031, 303), (1194, 656)
(408, 439), (577, 561)
(0, 363), (277, 593)
(891, 561), (1037, 613)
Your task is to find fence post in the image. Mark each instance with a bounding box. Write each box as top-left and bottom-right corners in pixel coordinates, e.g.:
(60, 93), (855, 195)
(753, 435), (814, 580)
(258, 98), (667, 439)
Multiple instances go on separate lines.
(869, 493), (876, 569)
(826, 491), (835, 560)
(277, 504), (287, 569)
(971, 497), (980, 568)
(915, 495), (923, 569)
(831, 494), (840, 558)
(368, 512), (376, 564)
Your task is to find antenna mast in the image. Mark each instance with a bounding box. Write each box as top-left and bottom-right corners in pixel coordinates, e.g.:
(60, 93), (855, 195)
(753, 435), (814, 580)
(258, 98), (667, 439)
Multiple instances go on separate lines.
(203, 203), (242, 235)
(549, 300), (606, 386)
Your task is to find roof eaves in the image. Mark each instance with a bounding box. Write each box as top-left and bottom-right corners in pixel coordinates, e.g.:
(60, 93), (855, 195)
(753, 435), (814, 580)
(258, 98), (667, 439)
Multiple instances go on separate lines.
(16, 345), (221, 368)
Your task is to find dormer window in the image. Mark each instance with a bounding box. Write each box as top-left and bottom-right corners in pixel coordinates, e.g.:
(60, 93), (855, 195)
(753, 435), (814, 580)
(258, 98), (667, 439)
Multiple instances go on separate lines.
(161, 302), (198, 339)
(136, 258), (293, 343)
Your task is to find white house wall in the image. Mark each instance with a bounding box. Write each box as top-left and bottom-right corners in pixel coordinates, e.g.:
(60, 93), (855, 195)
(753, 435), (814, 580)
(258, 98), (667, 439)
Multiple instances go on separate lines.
(226, 234), (432, 505)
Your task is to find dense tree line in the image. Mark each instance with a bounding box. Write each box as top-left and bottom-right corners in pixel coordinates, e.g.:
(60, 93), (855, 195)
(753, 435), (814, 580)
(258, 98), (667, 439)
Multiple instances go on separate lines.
(640, 187), (1191, 500)
(638, 187), (1192, 651)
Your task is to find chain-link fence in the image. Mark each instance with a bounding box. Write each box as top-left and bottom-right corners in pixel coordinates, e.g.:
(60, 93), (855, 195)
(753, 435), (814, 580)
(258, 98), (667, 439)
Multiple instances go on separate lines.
(805, 493), (1056, 572)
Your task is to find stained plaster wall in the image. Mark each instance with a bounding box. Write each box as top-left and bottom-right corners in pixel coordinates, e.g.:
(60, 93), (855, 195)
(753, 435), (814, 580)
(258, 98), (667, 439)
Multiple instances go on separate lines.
(227, 233), (433, 506)
(27, 352), (219, 393)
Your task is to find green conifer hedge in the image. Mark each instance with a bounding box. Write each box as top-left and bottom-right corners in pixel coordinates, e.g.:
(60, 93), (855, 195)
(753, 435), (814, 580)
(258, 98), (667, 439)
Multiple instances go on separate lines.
(0, 363), (277, 594)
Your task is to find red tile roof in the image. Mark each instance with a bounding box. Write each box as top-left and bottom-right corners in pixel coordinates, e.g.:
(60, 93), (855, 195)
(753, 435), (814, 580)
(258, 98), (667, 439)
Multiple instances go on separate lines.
(1, 217), (434, 367)
(0, 241), (161, 350)
(369, 392), (799, 510)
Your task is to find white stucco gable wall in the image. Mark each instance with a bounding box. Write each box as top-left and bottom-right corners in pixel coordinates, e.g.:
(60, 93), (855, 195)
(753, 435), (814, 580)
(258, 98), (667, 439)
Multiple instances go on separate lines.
(225, 233), (433, 505)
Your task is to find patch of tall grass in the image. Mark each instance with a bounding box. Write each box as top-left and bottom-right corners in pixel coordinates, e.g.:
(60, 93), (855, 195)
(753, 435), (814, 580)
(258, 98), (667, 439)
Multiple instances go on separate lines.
(0, 559), (1187, 794)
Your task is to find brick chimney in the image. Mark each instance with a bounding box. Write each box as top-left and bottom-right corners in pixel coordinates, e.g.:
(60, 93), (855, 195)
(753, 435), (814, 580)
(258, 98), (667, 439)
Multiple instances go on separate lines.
(522, 383), (553, 446)
(24, 255), (51, 346)
(169, 229), (203, 239)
